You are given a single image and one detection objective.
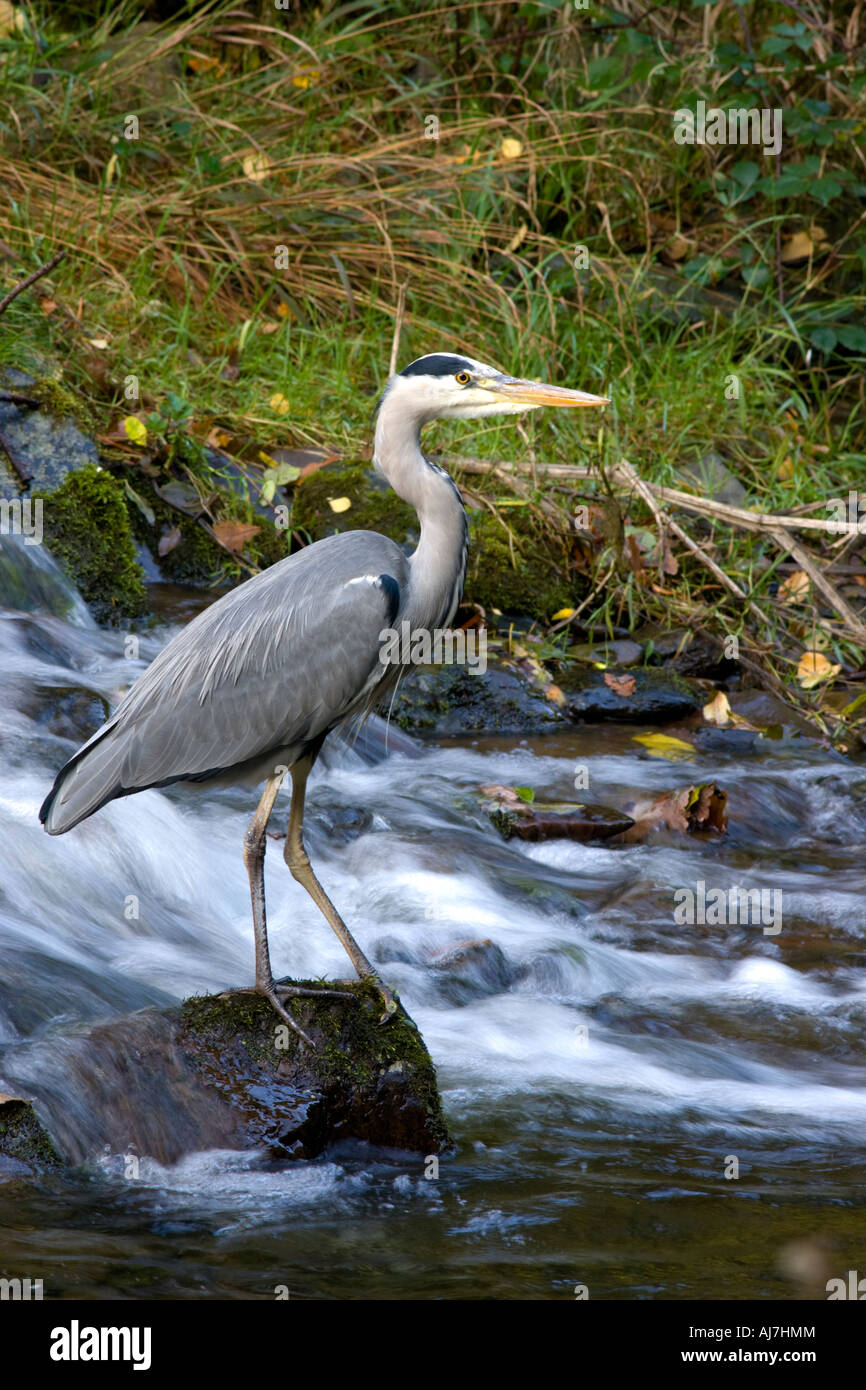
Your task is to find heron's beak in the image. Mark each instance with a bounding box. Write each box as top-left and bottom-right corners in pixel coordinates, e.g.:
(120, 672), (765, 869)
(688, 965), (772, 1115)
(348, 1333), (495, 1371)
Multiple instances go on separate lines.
(482, 376), (609, 409)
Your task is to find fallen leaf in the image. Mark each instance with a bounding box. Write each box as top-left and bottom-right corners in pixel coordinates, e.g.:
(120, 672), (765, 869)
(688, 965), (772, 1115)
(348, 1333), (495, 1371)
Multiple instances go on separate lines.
(780, 229), (829, 263)
(328, 496), (351, 513)
(158, 525), (182, 557)
(551, 607), (575, 621)
(206, 428), (232, 449)
(269, 392), (290, 415)
(292, 69), (321, 88)
(777, 455), (795, 480)
(778, 570), (810, 603)
(614, 782), (727, 843)
(123, 478), (155, 527)
(797, 651), (840, 690)
(545, 683), (566, 706)
(604, 672), (636, 698)
(260, 321), (281, 334)
(500, 137), (523, 160)
(40, 297), (56, 315)
(703, 690), (731, 726)
(212, 519), (261, 553)
(632, 733), (697, 762)
(122, 415), (147, 446)
(87, 337), (110, 349)
(242, 151), (273, 182)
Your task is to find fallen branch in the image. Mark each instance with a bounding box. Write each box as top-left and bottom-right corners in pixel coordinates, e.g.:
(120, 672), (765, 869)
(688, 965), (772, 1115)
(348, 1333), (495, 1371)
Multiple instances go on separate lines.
(0, 249), (66, 317)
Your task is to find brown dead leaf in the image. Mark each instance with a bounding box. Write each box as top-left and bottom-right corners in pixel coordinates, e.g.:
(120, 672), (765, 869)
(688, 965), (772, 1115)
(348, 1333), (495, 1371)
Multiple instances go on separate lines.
(212, 519), (261, 553)
(797, 650), (840, 690)
(158, 525), (182, 557)
(614, 783), (727, 842)
(604, 672), (636, 697)
(778, 570), (810, 604)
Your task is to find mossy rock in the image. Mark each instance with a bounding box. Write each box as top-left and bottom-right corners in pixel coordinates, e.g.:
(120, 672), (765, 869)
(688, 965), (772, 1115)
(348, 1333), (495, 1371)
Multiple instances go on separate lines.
(31, 464), (147, 625)
(391, 661), (566, 736)
(0, 1093), (63, 1173)
(291, 461), (574, 622)
(0, 980), (449, 1168)
(464, 507), (574, 621)
(290, 460), (418, 549)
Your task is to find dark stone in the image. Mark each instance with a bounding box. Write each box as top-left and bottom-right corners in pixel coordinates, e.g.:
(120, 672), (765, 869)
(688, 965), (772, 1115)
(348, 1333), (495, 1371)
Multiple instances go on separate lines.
(427, 938), (517, 1005)
(392, 662), (566, 736)
(0, 980), (449, 1169)
(557, 666), (704, 723)
(0, 369), (98, 497)
(0, 1093), (63, 1173)
(640, 627), (740, 681)
(490, 801), (635, 842)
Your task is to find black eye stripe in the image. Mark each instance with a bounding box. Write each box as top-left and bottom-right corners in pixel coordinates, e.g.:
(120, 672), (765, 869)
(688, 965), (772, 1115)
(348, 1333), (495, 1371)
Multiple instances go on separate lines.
(400, 353), (476, 378)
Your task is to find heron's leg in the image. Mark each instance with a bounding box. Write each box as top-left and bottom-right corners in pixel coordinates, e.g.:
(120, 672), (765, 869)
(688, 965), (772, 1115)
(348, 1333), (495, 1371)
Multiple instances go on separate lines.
(284, 757), (399, 1021)
(242, 769), (349, 1045)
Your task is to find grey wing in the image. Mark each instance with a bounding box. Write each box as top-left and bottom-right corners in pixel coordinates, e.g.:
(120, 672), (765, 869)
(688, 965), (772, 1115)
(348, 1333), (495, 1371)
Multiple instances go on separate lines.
(41, 531), (406, 833)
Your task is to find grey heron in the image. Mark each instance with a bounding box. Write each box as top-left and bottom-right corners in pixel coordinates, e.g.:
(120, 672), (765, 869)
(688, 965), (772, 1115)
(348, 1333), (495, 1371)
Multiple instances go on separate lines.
(40, 353), (608, 1043)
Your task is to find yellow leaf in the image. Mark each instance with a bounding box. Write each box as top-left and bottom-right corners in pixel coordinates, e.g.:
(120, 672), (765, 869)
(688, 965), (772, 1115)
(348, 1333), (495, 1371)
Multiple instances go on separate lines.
(242, 151), (272, 183)
(292, 69), (321, 88)
(87, 337), (110, 349)
(778, 570), (810, 604)
(500, 137), (523, 160)
(777, 455), (795, 480)
(0, 0), (16, 37)
(780, 229), (829, 263)
(258, 450), (278, 468)
(268, 392), (290, 415)
(104, 153), (119, 186)
(797, 651), (840, 690)
(702, 690), (731, 726)
(276, 302), (292, 318)
(551, 607), (574, 621)
(328, 496), (351, 513)
(545, 683), (566, 706)
(632, 733), (696, 762)
(122, 416), (147, 446)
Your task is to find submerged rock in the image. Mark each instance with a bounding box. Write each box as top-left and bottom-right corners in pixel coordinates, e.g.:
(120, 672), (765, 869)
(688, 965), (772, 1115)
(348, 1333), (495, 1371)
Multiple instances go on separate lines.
(557, 666), (704, 723)
(0, 980), (449, 1171)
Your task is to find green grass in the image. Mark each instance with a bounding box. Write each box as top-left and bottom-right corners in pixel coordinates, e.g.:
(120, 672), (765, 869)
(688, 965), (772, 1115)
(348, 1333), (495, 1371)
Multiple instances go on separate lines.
(0, 0), (864, 734)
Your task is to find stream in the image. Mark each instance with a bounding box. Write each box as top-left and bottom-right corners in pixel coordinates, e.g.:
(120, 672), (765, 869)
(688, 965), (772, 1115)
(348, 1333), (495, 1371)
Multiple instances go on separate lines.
(1, 533), (864, 1300)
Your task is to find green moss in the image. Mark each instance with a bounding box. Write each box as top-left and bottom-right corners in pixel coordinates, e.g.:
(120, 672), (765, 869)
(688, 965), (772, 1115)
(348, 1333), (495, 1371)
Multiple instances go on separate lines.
(290, 461), (418, 546)
(28, 376), (99, 436)
(464, 508), (573, 621)
(32, 463), (147, 624)
(0, 1098), (64, 1170)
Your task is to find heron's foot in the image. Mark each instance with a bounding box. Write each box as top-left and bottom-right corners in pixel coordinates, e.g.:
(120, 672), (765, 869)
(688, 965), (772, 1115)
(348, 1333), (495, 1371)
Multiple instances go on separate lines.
(274, 981), (355, 1003)
(365, 973), (400, 1026)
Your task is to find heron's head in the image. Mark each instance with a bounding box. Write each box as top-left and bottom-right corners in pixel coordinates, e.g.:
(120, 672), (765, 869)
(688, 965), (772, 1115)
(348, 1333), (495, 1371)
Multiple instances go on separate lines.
(380, 352), (608, 424)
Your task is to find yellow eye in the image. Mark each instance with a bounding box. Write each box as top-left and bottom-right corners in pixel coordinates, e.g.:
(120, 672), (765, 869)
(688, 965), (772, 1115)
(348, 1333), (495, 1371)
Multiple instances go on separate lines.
(456, 371), (471, 385)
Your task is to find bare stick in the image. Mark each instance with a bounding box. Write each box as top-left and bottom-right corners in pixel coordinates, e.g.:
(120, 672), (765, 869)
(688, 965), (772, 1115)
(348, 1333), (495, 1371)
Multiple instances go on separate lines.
(388, 280), (408, 378)
(0, 425), (32, 483)
(770, 526), (866, 646)
(0, 250), (66, 318)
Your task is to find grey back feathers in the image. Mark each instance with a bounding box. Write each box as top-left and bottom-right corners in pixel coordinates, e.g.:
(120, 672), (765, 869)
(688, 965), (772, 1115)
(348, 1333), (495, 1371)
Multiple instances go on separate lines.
(41, 533), (407, 832)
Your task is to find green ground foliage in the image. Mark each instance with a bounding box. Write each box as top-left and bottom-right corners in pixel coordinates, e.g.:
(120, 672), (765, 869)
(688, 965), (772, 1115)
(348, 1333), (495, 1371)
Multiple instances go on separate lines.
(0, 0), (863, 733)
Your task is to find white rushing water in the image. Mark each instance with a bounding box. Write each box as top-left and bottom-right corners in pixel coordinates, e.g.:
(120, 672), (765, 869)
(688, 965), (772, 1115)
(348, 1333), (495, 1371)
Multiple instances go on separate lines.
(2, 532), (866, 1234)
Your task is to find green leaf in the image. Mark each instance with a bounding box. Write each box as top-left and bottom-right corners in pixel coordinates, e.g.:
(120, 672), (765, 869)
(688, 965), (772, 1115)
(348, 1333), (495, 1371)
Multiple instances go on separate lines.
(514, 786), (535, 804)
(835, 325), (866, 352)
(123, 478), (155, 527)
(810, 327), (837, 351)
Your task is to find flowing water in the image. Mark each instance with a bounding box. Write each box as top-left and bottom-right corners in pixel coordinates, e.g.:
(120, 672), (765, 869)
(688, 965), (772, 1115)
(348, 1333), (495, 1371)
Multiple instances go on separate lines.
(0, 534), (864, 1300)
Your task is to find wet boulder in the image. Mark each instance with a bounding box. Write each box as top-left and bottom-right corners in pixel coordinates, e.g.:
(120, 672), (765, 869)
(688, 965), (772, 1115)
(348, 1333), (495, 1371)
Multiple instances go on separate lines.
(557, 666), (705, 723)
(0, 980), (449, 1171)
(392, 661), (566, 737)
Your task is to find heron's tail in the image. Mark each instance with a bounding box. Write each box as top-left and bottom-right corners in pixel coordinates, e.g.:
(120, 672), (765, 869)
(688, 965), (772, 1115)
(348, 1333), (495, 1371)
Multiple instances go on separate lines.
(40, 725), (127, 834)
